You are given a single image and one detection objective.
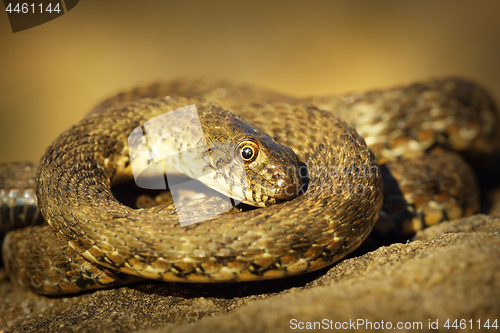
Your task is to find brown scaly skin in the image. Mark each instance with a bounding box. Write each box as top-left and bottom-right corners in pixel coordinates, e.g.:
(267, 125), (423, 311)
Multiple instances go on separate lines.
(1, 77), (498, 295)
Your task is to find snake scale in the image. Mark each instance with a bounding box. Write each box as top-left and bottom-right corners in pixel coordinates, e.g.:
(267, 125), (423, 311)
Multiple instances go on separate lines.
(1, 78), (499, 295)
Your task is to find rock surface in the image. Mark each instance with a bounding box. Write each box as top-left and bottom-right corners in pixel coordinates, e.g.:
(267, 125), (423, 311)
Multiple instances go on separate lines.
(1, 214), (499, 333)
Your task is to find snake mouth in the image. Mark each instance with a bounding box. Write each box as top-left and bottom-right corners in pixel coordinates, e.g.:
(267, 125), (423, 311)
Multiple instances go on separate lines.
(272, 168), (306, 202)
(267, 156), (307, 204)
(276, 183), (302, 201)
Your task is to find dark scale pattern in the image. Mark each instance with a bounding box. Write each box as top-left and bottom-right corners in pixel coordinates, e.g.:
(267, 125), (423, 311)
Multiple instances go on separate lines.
(0, 162), (44, 231)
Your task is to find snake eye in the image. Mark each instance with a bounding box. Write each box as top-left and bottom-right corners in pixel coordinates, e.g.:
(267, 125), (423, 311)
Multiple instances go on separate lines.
(236, 137), (259, 164)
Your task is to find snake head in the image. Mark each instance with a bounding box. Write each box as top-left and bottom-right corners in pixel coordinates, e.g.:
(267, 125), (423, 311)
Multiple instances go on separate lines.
(233, 134), (303, 207)
(199, 108), (303, 207)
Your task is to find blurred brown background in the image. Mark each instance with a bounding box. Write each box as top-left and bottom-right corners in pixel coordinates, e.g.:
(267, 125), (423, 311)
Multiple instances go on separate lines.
(1, 0), (500, 163)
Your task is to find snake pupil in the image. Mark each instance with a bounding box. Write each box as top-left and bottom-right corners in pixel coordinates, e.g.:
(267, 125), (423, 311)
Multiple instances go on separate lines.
(242, 147), (254, 160)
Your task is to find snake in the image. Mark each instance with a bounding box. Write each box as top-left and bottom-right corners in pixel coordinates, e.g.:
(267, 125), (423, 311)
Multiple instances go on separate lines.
(1, 78), (498, 295)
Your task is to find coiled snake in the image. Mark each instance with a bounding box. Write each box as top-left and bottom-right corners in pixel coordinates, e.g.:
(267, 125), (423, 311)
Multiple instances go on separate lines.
(1, 78), (498, 295)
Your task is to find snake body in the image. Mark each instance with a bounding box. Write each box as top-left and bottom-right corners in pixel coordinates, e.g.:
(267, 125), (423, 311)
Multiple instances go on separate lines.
(1, 78), (498, 295)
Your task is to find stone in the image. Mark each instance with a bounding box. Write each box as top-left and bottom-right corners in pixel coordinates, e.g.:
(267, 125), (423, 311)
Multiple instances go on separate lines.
(1, 214), (499, 332)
